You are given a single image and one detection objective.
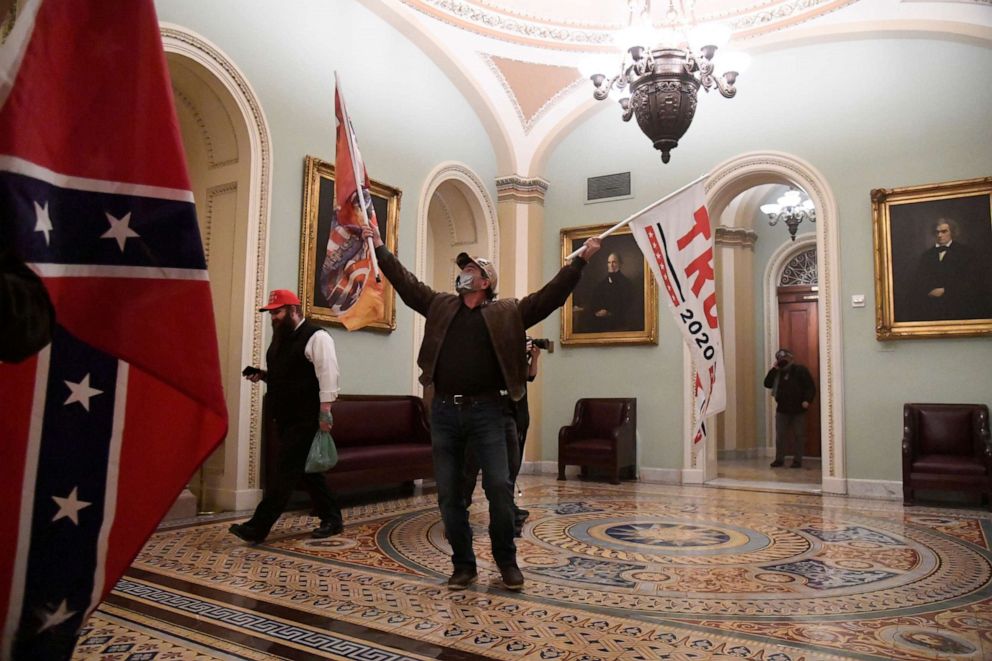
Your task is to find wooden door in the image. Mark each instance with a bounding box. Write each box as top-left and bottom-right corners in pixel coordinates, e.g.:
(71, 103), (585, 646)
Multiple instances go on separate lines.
(776, 285), (821, 457)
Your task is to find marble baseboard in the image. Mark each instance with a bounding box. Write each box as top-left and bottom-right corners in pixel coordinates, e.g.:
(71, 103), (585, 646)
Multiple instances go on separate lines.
(847, 478), (901, 500)
(640, 467), (681, 484)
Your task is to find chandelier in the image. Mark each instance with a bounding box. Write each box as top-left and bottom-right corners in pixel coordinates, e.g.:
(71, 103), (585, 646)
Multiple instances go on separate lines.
(586, 0), (749, 163)
(761, 188), (816, 241)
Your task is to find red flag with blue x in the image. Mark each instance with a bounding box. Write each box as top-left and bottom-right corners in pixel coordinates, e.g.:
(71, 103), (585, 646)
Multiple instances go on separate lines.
(0, 1), (227, 658)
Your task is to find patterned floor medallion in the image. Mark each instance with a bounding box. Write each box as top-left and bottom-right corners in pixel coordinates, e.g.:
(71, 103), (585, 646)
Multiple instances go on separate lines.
(75, 476), (992, 660)
(386, 489), (991, 620)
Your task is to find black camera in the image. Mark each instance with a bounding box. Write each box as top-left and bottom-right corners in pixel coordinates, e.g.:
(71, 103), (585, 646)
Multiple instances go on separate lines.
(527, 337), (554, 354)
(242, 366), (262, 377)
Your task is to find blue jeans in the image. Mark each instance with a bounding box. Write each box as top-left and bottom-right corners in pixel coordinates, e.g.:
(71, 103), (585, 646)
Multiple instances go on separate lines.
(431, 398), (517, 570)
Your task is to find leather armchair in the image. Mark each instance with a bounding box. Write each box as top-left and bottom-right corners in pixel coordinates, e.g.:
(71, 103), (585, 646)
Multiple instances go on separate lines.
(902, 403), (991, 509)
(558, 398), (636, 484)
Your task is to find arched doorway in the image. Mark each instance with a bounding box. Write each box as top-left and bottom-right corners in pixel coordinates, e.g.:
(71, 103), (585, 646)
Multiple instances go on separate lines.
(768, 240), (820, 464)
(410, 163), (498, 395)
(162, 25), (272, 512)
(688, 152), (846, 495)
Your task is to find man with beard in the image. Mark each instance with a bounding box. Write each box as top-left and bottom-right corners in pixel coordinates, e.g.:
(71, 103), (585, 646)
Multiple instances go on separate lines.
(229, 289), (344, 543)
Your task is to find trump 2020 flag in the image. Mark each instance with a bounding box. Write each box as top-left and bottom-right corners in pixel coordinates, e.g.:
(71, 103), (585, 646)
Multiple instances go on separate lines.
(629, 178), (726, 444)
(0, 1), (228, 659)
(318, 74), (383, 331)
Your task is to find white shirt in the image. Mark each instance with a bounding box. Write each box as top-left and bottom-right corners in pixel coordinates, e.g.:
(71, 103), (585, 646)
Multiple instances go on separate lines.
(296, 319), (340, 403)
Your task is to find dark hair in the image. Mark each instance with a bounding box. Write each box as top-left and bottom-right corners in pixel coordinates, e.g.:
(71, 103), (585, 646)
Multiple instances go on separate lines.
(934, 218), (958, 236)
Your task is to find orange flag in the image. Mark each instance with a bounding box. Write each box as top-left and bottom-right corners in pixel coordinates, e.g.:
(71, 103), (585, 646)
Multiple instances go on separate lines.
(318, 74), (383, 330)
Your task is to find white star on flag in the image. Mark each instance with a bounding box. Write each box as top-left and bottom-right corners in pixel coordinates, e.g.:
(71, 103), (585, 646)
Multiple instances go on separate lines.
(101, 211), (139, 251)
(34, 200), (53, 246)
(51, 487), (92, 525)
(64, 374), (103, 411)
(37, 600), (77, 633)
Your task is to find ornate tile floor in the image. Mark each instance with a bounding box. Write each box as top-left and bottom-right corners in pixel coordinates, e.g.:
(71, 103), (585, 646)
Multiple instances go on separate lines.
(73, 476), (992, 660)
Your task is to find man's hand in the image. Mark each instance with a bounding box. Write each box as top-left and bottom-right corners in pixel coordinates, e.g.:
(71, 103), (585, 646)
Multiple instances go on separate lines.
(361, 225), (384, 248)
(928, 287), (945, 298)
(581, 236), (602, 260)
(319, 402), (333, 432)
(244, 368), (266, 383)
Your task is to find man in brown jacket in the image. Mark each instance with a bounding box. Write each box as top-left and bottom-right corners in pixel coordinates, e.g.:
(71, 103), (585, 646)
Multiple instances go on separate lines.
(363, 226), (599, 591)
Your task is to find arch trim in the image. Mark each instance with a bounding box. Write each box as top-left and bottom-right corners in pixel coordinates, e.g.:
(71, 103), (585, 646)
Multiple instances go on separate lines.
(161, 23), (272, 505)
(411, 162), (499, 394)
(701, 151), (845, 494)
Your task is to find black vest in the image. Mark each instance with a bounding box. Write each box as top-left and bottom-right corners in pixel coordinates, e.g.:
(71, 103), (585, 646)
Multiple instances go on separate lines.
(266, 320), (322, 424)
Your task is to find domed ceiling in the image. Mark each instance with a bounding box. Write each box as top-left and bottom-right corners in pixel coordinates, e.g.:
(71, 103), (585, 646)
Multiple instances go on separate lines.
(376, 0), (991, 172)
(398, 0), (862, 50)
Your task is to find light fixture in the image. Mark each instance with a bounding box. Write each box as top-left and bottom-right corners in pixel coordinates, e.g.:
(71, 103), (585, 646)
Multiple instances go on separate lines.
(761, 188), (816, 241)
(587, 0), (749, 163)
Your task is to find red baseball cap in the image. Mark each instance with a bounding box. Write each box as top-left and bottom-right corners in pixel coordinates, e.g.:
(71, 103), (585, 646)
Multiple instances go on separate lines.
(259, 289), (301, 312)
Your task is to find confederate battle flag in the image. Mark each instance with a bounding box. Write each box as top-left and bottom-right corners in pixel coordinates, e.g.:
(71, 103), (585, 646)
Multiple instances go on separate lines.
(0, 1), (227, 658)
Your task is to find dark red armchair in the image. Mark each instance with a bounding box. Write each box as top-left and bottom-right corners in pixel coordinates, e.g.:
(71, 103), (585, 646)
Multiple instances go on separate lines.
(902, 403), (992, 509)
(558, 398), (636, 485)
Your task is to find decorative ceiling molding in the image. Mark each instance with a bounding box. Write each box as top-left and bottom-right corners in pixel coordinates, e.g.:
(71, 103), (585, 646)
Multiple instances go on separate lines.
(398, 0), (615, 50)
(496, 175), (549, 203)
(485, 55), (584, 133)
(398, 0), (864, 49)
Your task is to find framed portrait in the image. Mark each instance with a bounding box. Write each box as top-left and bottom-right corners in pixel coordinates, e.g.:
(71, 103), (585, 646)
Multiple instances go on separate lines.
(299, 155), (401, 331)
(560, 223), (658, 346)
(872, 176), (992, 339)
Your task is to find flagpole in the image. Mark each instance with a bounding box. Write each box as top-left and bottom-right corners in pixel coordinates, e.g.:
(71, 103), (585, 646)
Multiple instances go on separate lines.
(335, 72), (382, 283)
(565, 171), (710, 261)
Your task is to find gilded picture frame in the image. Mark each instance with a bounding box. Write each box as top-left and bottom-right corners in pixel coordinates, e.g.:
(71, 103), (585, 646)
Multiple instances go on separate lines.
(560, 223), (658, 346)
(872, 176), (992, 339)
(299, 155), (401, 331)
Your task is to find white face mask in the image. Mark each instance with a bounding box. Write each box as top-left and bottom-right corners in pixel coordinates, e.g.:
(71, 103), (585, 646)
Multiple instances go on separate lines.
(455, 270), (479, 293)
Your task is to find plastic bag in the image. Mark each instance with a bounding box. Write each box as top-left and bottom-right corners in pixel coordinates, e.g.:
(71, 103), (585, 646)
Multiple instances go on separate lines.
(305, 430), (338, 473)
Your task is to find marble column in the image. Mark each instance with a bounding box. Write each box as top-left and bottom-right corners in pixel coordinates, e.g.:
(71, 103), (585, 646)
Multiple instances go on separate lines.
(496, 175), (549, 473)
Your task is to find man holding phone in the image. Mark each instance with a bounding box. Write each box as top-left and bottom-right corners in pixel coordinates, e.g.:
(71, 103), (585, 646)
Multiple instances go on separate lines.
(229, 289), (343, 543)
(763, 348), (815, 469)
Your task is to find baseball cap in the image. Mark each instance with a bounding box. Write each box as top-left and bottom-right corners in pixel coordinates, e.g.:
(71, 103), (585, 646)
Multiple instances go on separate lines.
(456, 253), (498, 294)
(259, 289), (301, 312)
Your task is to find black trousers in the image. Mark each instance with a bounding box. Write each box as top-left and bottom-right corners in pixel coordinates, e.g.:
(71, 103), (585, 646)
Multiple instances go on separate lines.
(248, 420), (342, 535)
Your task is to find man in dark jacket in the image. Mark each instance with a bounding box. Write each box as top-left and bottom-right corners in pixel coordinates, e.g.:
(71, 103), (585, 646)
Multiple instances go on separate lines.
(229, 289), (344, 543)
(1, 248), (55, 363)
(909, 219), (989, 321)
(364, 225), (600, 591)
(763, 348), (815, 468)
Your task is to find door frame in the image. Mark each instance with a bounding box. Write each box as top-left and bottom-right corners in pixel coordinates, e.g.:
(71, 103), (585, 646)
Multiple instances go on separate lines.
(162, 24), (272, 510)
(689, 152), (845, 494)
(775, 281), (822, 458)
(765, 237), (817, 460)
